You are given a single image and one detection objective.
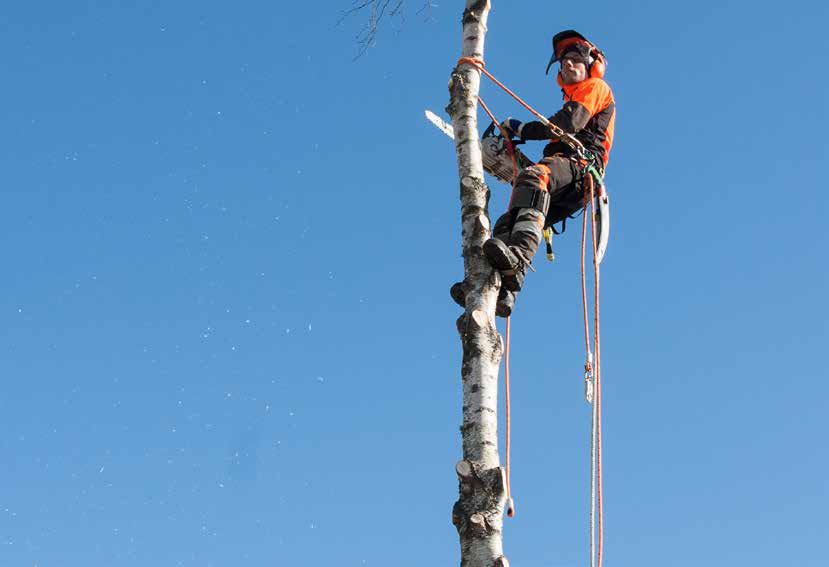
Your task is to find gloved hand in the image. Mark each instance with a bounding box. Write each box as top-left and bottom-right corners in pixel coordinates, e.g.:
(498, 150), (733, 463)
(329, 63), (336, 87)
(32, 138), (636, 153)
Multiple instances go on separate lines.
(500, 118), (524, 139)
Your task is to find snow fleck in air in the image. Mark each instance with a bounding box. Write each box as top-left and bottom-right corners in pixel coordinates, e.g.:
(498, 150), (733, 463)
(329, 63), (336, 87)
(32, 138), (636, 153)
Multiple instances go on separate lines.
(316, 376), (324, 383)
(297, 170), (302, 175)
(218, 483), (224, 488)
(285, 328), (291, 335)
(265, 404), (270, 412)
(288, 411), (294, 417)
(17, 308), (22, 313)
(310, 523), (316, 529)
(231, 346), (236, 351)
(307, 324), (312, 331)
(245, 319), (251, 324)
(99, 466), (105, 474)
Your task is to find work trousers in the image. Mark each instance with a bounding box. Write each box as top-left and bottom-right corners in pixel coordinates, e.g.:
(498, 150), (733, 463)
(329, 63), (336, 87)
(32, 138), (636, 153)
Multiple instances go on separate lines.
(492, 155), (584, 262)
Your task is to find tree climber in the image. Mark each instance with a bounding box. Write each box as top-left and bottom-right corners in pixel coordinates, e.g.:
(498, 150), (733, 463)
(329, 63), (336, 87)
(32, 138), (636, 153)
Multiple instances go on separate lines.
(452, 30), (616, 317)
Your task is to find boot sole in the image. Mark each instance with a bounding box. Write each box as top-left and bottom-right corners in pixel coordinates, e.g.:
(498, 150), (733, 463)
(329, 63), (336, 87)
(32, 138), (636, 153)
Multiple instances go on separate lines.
(483, 239), (517, 271)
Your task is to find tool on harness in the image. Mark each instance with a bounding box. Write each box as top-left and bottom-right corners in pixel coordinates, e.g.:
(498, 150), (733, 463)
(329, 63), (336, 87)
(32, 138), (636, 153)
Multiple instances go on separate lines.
(586, 166), (610, 265)
(543, 227), (555, 262)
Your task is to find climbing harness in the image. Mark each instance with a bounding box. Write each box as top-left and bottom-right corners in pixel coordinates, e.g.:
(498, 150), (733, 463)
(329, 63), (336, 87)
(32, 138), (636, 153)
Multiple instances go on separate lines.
(455, 56), (607, 567)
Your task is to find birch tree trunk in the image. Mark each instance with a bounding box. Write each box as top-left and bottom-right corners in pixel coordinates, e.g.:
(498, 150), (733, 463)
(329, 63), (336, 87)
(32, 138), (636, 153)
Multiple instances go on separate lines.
(447, 2), (509, 566)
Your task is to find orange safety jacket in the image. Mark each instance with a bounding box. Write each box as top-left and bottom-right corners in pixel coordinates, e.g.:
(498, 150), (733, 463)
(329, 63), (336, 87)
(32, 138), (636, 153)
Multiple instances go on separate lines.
(520, 75), (616, 167)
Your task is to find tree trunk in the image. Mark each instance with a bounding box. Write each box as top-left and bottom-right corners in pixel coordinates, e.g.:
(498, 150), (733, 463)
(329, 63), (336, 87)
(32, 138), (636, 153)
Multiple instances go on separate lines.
(447, 2), (509, 567)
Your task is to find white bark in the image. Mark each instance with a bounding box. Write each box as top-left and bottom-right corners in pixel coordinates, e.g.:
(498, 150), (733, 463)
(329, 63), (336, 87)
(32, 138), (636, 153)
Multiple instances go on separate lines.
(447, 2), (508, 566)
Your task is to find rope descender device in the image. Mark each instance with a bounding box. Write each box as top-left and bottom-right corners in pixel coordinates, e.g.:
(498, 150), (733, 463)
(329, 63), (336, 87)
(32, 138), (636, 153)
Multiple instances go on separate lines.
(584, 353), (595, 404)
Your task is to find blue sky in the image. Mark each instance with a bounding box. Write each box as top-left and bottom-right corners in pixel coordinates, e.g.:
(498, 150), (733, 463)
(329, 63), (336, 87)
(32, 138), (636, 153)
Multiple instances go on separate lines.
(1, 1), (827, 566)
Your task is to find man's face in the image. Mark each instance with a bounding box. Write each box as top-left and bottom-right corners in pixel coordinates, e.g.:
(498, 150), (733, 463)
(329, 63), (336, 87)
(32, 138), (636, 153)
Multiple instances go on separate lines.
(560, 53), (588, 84)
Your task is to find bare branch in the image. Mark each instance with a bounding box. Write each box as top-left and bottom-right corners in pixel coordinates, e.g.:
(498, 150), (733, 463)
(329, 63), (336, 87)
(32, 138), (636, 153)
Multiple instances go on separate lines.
(339, 0), (437, 57)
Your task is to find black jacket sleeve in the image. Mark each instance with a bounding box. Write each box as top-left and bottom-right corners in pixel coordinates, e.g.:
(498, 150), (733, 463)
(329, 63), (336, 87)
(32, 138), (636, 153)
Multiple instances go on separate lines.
(519, 101), (592, 139)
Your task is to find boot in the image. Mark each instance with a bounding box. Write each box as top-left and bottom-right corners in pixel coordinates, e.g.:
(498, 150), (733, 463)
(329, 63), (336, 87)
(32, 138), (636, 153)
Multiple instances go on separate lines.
(483, 207), (544, 292)
(450, 281), (515, 318)
(483, 239), (526, 292)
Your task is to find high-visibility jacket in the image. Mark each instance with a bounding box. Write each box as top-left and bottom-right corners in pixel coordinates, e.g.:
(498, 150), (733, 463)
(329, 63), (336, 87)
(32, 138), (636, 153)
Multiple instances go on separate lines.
(520, 75), (616, 166)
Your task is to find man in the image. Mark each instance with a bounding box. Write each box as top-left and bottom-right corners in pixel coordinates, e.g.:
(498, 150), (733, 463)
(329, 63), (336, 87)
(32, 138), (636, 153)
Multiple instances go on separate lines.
(452, 30), (616, 317)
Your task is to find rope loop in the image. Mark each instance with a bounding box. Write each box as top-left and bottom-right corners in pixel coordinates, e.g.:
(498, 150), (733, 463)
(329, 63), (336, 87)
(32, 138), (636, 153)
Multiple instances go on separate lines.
(457, 56), (485, 69)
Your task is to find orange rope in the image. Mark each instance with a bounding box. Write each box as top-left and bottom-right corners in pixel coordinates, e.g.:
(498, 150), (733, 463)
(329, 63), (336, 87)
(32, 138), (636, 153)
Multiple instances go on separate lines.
(582, 175), (604, 567)
(458, 57), (552, 128)
(504, 316), (514, 517)
(460, 64), (519, 519)
(479, 98), (519, 520)
(458, 57), (586, 153)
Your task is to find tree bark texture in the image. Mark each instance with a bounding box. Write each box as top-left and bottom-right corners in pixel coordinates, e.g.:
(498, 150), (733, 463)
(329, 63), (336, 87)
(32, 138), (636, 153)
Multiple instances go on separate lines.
(447, 2), (508, 567)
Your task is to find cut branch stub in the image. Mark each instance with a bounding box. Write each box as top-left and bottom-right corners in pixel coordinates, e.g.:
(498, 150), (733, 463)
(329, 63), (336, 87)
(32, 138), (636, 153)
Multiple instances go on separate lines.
(456, 460), (474, 479)
(469, 309), (488, 330)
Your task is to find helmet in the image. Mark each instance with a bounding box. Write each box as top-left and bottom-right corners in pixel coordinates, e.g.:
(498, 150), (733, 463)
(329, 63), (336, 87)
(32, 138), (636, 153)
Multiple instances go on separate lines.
(545, 30), (607, 79)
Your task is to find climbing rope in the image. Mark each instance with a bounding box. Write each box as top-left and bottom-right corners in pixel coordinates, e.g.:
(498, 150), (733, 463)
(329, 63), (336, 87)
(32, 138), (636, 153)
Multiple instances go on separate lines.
(504, 316), (514, 517)
(468, 71), (520, 520)
(458, 57), (589, 156)
(457, 58), (605, 557)
(581, 174), (603, 567)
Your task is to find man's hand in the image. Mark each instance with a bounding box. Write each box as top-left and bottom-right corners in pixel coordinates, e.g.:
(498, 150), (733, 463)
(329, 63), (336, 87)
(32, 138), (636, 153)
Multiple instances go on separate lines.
(500, 118), (524, 139)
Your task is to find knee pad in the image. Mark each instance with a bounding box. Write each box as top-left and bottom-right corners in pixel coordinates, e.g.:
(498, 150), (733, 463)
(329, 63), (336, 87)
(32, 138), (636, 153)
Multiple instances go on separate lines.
(509, 184), (550, 215)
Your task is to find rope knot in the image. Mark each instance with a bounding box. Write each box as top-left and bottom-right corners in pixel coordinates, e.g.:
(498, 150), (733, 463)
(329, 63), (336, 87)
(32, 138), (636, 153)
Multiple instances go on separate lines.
(457, 56), (485, 69)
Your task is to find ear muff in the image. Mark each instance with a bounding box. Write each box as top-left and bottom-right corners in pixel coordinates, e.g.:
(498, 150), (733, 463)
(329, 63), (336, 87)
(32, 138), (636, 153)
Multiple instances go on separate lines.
(588, 49), (607, 78)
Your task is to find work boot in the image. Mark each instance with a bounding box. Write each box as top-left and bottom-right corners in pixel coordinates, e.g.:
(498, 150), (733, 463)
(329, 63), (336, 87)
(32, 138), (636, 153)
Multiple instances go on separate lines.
(482, 238), (528, 292)
(496, 288), (516, 317)
(484, 206), (545, 291)
(449, 281), (515, 318)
